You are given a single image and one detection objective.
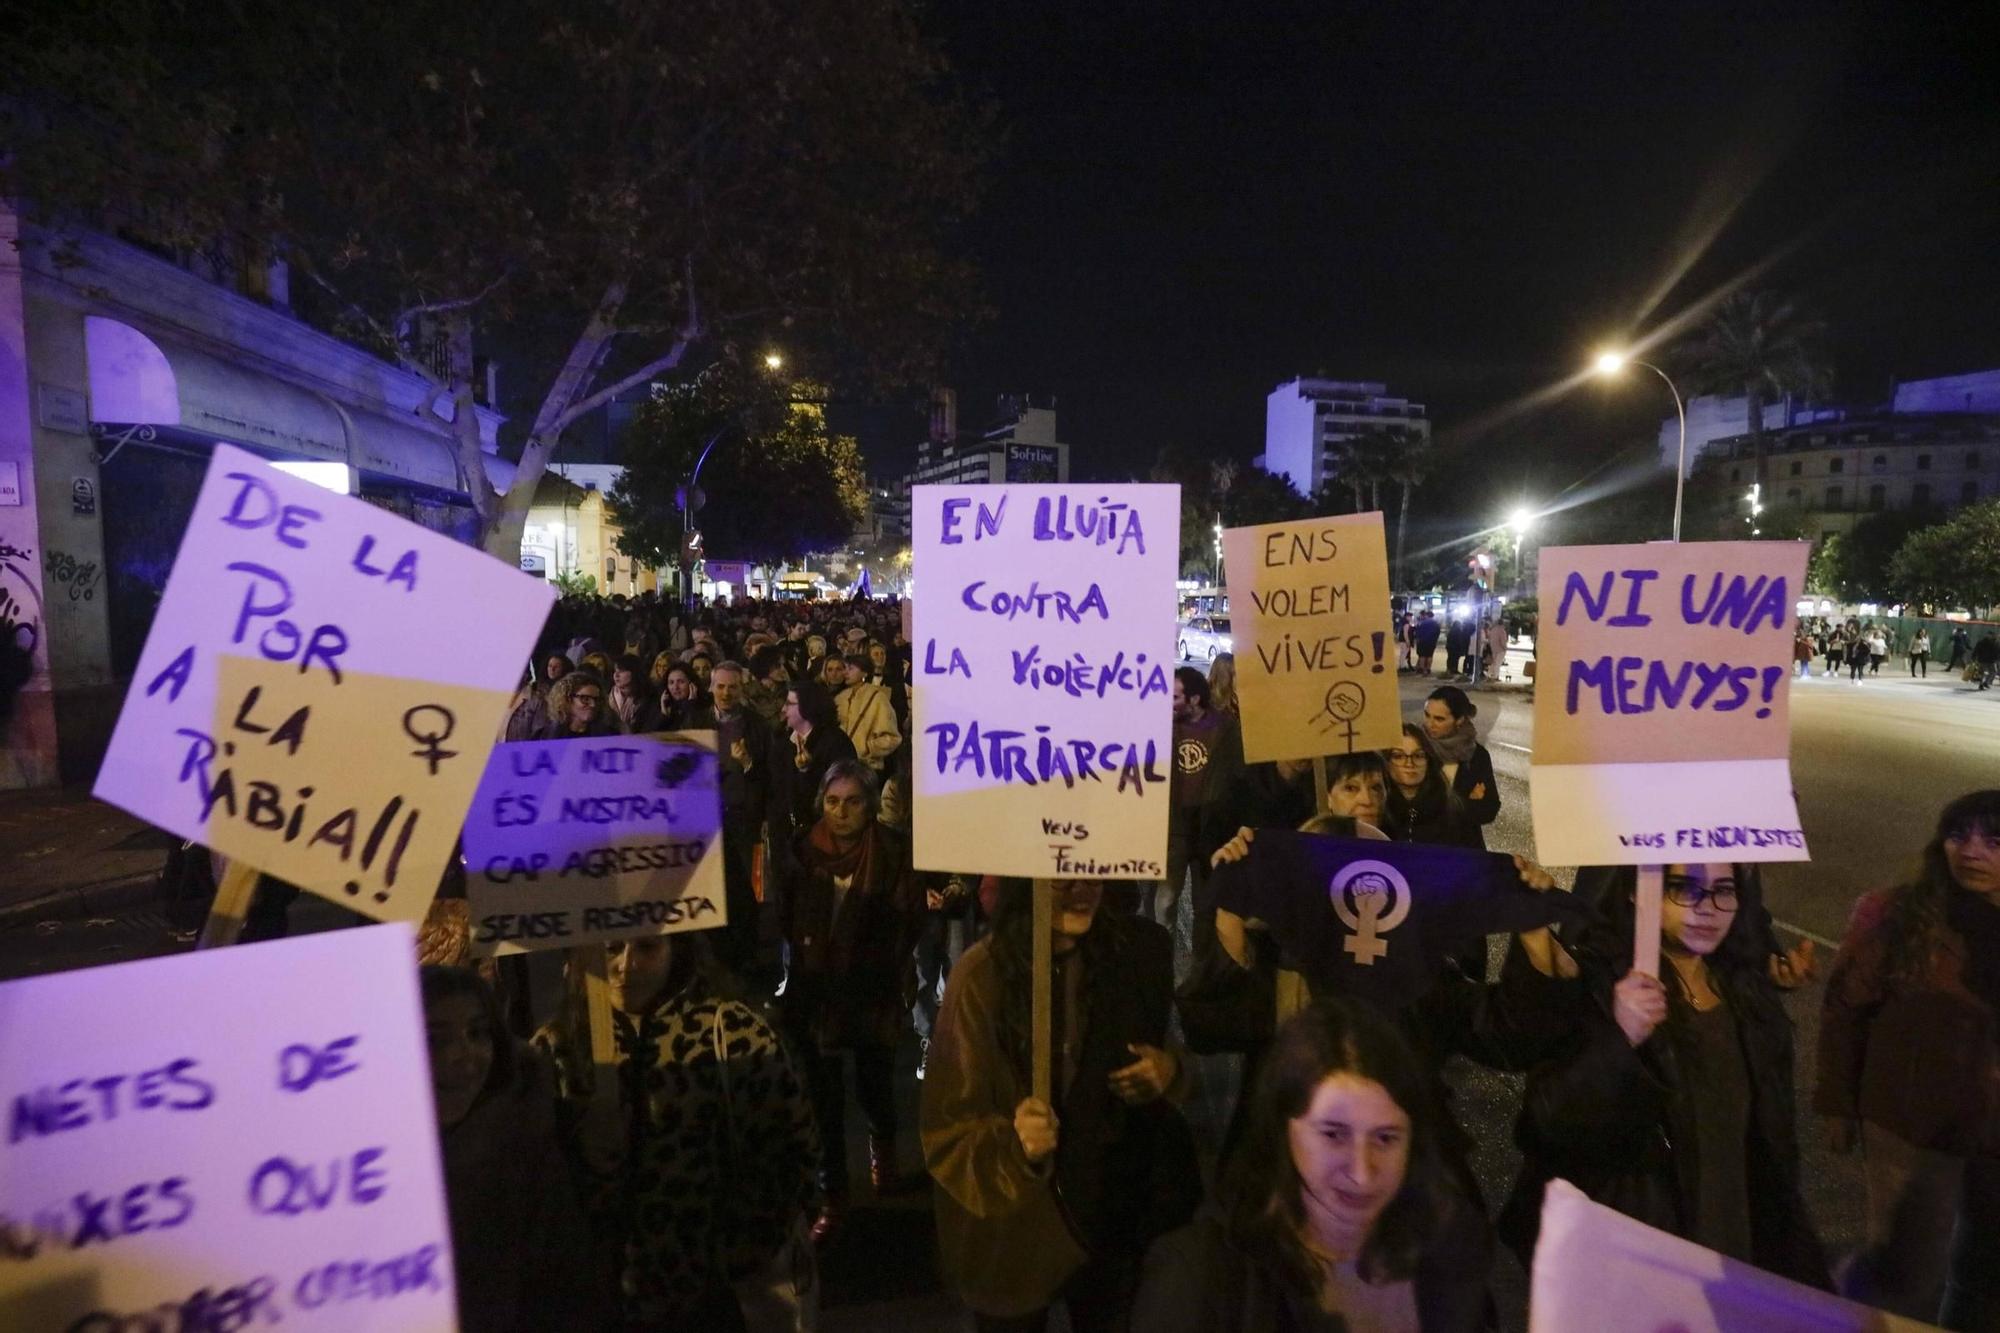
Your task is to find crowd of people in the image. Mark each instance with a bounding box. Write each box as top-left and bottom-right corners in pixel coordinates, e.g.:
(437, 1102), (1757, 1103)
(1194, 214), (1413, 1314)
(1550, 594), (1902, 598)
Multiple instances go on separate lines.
(381, 589), (2000, 1331)
(1794, 615), (2000, 688)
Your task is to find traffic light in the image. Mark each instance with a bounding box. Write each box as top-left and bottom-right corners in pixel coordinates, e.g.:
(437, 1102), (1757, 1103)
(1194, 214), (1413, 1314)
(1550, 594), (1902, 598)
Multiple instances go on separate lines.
(1467, 550), (1492, 590)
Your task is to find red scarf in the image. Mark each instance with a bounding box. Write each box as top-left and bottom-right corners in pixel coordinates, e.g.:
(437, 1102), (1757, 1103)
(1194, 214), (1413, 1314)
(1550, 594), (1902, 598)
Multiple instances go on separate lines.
(805, 819), (877, 889)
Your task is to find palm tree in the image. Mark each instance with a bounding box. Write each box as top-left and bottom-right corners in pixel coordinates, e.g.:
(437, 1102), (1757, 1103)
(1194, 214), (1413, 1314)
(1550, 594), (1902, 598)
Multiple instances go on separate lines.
(1328, 431), (1396, 512)
(1679, 290), (1829, 497)
(1383, 428), (1433, 588)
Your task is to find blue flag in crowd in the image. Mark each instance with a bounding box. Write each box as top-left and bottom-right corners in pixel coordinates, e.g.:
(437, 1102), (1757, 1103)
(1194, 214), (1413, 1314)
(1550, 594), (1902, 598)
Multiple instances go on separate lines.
(1210, 831), (1587, 1011)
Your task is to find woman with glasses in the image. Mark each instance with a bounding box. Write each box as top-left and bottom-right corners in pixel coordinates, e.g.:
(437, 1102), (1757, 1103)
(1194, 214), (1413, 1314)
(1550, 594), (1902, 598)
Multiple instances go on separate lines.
(1380, 724), (1481, 851)
(1816, 790), (2000, 1326)
(1499, 862), (1829, 1288)
(534, 670), (621, 740)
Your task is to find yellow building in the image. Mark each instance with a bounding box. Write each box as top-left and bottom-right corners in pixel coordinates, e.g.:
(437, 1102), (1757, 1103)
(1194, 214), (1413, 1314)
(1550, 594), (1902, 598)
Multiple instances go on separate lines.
(520, 469), (659, 597)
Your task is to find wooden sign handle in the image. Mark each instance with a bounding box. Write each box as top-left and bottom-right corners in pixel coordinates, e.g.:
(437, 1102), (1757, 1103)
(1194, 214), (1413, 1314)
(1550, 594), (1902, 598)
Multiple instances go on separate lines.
(197, 861), (261, 950)
(1633, 864), (1664, 979)
(1032, 878), (1053, 1106)
(1312, 757), (1329, 813)
(577, 945), (618, 1069)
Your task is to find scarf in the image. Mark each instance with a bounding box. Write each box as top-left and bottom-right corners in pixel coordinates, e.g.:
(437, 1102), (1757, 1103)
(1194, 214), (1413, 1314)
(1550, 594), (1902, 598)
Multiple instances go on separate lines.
(806, 819), (877, 887)
(1431, 718), (1479, 765)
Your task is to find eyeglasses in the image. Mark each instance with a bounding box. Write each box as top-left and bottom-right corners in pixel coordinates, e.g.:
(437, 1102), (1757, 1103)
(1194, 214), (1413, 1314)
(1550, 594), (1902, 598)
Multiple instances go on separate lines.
(1664, 877), (1739, 912)
(1386, 751), (1427, 766)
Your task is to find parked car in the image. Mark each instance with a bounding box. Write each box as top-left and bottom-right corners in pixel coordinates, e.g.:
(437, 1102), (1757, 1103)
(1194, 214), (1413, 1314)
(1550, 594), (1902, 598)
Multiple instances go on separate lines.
(1177, 614), (1232, 661)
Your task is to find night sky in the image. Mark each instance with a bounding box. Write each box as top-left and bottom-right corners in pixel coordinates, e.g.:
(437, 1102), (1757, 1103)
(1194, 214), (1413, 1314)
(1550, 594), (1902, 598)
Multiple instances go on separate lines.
(896, 0), (2000, 519)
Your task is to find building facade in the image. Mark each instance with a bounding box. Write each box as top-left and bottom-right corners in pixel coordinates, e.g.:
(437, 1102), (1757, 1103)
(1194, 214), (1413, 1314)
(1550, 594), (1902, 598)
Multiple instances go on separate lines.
(1260, 378), (1428, 499)
(1697, 412), (2000, 540)
(0, 207), (511, 787)
(903, 392), (1070, 490)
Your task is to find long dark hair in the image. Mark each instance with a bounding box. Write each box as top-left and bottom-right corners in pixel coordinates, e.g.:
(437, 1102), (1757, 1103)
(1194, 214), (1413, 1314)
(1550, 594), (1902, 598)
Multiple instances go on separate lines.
(419, 965), (516, 1104)
(1219, 999), (1452, 1292)
(1879, 790), (2000, 983)
(1571, 864), (1781, 1024)
(985, 879), (1130, 1085)
(1381, 723), (1457, 838)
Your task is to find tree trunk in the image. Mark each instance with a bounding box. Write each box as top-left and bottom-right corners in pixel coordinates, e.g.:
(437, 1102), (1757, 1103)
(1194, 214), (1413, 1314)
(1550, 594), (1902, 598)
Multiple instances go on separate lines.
(474, 281), (630, 561)
(440, 312), (504, 549)
(1745, 384), (1768, 505)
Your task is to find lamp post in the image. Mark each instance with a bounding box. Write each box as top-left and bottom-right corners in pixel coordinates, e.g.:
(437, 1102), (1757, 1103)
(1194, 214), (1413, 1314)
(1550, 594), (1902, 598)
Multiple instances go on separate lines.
(1593, 350), (1687, 542)
(679, 350), (787, 609)
(1213, 519), (1224, 588)
(1508, 506), (1535, 595)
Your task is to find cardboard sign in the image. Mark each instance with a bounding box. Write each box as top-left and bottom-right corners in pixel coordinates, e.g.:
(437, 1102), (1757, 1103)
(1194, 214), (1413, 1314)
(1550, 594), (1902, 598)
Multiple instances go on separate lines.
(1529, 541), (1810, 866)
(1530, 1180), (1933, 1332)
(462, 732), (726, 953)
(0, 925), (457, 1331)
(911, 484), (1179, 878)
(94, 445), (554, 922)
(1222, 512), (1398, 761)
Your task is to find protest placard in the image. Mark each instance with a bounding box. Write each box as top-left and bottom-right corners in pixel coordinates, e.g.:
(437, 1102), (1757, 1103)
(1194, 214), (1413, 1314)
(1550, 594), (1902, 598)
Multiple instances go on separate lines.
(1529, 540), (1810, 866)
(1530, 1180), (1933, 1332)
(462, 731), (726, 953)
(0, 925), (457, 1331)
(94, 444), (554, 923)
(1222, 512), (1398, 761)
(911, 484), (1179, 878)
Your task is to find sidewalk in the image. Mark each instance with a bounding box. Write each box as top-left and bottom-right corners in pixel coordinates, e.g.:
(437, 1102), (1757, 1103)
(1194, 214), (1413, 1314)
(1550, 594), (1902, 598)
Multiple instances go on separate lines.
(0, 786), (172, 921)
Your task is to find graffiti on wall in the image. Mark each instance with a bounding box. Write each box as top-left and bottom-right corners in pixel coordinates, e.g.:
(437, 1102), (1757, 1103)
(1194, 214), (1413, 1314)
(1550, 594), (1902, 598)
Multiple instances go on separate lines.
(43, 547), (103, 602)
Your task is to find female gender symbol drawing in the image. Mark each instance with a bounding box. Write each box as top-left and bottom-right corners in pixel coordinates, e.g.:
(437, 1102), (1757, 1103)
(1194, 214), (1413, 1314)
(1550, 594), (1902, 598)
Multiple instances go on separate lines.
(1309, 680), (1367, 751)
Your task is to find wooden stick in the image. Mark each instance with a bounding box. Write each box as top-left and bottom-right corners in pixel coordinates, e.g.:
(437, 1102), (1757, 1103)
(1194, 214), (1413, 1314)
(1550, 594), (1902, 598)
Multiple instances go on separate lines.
(1312, 756), (1329, 813)
(197, 861), (262, 949)
(577, 946), (617, 1069)
(1633, 864), (1664, 979)
(1032, 878), (1053, 1106)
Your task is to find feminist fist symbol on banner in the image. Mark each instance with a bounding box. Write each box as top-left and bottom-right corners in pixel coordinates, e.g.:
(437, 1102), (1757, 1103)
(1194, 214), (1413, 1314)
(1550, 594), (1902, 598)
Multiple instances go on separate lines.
(1329, 860), (1411, 965)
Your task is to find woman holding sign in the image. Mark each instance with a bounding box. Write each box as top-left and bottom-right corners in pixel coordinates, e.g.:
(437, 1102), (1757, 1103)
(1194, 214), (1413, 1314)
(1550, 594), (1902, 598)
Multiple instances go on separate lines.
(1500, 862), (1829, 1289)
(1816, 789), (2000, 1327)
(922, 878), (1199, 1331)
(1418, 687), (1498, 846)
(540, 933), (821, 1330)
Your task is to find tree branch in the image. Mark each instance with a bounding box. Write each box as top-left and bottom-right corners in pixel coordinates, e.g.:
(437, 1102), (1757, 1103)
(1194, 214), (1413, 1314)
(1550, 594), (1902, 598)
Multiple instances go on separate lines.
(393, 269), (512, 338)
(554, 336), (695, 430)
(292, 258), (446, 389)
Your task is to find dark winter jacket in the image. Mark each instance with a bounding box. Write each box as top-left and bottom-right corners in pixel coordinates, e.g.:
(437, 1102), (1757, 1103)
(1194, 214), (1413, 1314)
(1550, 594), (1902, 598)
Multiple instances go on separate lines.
(441, 1044), (613, 1332)
(1499, 953), (1829, 1288)
(1133, 1201), (1491, 1333)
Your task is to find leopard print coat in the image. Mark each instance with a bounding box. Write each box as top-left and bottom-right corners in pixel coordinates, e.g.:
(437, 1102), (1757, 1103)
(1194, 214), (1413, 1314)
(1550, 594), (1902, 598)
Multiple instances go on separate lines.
(539, 982), (819, 1324)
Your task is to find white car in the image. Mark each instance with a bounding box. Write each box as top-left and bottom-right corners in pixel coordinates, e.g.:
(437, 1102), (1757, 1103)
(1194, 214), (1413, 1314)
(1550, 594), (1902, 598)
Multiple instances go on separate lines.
(1177, 615), (1232, 661)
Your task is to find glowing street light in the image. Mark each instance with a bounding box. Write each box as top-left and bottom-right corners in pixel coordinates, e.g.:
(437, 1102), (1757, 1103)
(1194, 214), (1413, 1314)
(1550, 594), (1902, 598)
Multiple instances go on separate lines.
(763, 350), (785, 372)
(1593, 348), (1688, 542)
(1508, 506), (1535, 539)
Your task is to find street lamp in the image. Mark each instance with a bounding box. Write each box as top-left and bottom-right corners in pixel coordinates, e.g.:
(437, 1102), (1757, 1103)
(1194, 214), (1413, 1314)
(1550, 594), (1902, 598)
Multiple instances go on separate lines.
(1593, 349), (1688, 542)
(1508, 506), (1535, 594)
(1213, 519), (1224, 586)
(763, 350), (784, 372)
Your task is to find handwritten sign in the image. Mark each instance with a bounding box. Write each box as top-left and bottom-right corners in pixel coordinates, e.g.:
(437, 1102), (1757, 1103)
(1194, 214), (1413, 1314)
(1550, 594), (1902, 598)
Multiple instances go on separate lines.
(911, 484), (1179, 878)
(1530, 1180), (1926, 1332)
(1530, 541), (1810, 865)
(462, 732), (726, 953)
(0, 925), (456, 1330)
(94, 444), (554, 922)
(1222, 512), (1397, 761)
